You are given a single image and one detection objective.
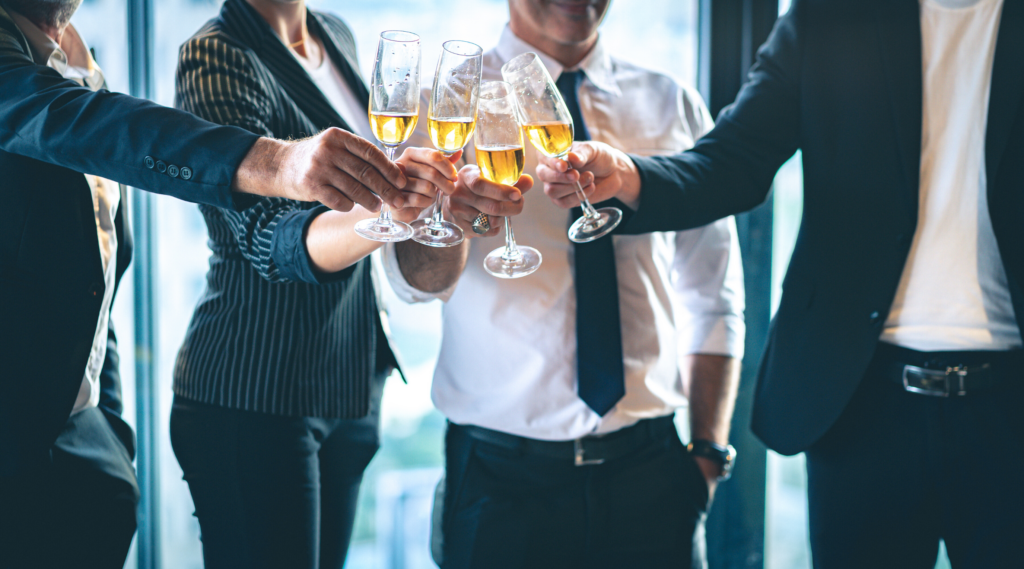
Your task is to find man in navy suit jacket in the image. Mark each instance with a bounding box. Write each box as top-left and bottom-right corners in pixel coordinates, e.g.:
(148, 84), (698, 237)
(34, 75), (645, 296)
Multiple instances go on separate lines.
(0, 0), (418, 566)
(538, 0), (1024, 567)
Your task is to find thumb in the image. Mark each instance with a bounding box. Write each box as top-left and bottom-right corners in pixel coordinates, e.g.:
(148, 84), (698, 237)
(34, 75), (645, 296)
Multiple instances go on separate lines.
(514, 174), (534, 195)
(567, 142), (594, 170)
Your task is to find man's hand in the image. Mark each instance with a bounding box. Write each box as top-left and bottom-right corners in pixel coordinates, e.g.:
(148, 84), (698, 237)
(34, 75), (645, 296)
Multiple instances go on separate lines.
(232, 128), (409, 211)
(391, 148), (461, 224)
(447, 165), (532, 238)
(693, 456), (720, 501)
(535, 141), (642, 210)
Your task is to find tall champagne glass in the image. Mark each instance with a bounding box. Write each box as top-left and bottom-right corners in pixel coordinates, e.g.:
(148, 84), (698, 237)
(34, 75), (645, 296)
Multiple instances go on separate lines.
(476, 81), (542, 278)
(501, 52), (622, 243)
(411, 40), (483, 247)
(355, 31), (421, 242)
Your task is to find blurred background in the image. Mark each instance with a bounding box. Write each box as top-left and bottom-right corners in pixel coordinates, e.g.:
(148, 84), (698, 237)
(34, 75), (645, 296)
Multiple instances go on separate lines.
(68, 0), (951, 567)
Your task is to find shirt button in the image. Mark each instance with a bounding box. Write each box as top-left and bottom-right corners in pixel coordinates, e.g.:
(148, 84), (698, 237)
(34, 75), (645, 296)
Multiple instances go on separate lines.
(156, 160), (167, 173)
(180, 167), (193, 180)
(869, 311), (881, 324)
(144, 156), (155, 169)
(168, 165), (180, 178)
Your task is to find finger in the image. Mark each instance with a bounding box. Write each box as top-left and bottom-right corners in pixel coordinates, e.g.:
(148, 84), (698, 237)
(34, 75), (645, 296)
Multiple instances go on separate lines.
(403, 147), (459, 181)
(335, 128), (407, 188)
(323, 167), (382, 212)
(513, 174), (534, 194)
(310, 186), (356, 212)
(333, 151), (407, 209)
(447, 149), (463, 164)
(401, 159), (457, 196)
(468, 175), (524, 203)
(535, 163), (580, 185)
(543, 181), (580, 202)
(566, 143), (594, 169)
(400, 179), (439, 208)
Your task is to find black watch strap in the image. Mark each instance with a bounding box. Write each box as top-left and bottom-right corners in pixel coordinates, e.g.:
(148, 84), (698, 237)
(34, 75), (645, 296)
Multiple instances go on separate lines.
(687, 439), (737, 480)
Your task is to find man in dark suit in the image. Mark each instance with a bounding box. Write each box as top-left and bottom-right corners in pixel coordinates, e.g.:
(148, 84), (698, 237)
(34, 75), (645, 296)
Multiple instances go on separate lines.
(538, 0), (1023, 567)
(0, 0), (419, 566)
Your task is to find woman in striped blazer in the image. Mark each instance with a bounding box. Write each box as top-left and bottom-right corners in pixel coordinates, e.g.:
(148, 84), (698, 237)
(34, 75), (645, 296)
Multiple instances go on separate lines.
(168, 1), (460, 567)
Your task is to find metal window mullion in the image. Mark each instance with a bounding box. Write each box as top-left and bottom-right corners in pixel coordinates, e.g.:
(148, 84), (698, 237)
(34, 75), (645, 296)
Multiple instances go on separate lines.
(127, 0), (159, 567)
(697, 1), (779, 568)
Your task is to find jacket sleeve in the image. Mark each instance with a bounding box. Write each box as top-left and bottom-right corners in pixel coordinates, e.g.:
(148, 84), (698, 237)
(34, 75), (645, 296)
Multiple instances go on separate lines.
(0, 23), (259, 210)
(619, 0), (804, 235)
(176, 35), (352, 285)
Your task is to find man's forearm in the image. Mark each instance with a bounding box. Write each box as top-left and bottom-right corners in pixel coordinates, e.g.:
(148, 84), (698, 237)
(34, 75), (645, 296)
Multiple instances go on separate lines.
(395, 239), (469, 294)
(685, 354), (741, 445)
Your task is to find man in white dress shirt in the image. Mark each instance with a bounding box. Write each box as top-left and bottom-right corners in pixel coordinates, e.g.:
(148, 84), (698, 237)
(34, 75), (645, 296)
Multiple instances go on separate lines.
(385, 1), (745, 566)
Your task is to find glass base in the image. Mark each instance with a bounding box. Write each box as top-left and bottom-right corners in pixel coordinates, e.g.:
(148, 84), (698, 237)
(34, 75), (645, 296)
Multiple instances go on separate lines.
(410, 219), (465, 247)
(354, 217), (413, 242)
(568, 207), (623, 243)
(484, 246), (542, 279)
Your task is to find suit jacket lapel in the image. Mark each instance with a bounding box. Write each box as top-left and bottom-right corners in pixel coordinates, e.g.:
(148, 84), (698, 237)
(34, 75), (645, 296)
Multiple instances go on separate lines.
(876, 0), (923, 218)
(986, 0), (1024, 192)
(222, 0), (349, 132)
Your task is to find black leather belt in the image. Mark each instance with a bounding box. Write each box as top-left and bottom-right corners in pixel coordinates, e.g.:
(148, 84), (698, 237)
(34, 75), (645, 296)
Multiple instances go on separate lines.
(454, 415), (677, 466)
(875, 342), (1021, 397)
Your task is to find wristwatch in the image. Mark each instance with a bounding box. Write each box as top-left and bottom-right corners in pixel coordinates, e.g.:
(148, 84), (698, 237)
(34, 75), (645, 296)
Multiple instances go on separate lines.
(687, 439), (737, 481)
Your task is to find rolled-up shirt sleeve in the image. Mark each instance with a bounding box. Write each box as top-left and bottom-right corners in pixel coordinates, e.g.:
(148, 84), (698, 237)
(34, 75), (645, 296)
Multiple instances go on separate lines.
(672, 217), (746, 358)
(381, 242), (457, 304)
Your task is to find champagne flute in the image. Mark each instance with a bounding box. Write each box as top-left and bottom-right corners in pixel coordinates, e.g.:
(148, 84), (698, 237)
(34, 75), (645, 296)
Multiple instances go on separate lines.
(411, 40), (483, 247)
(476, 81), (542, 279)
(355, 31), (422, 242)
(501, 52), (622, 243)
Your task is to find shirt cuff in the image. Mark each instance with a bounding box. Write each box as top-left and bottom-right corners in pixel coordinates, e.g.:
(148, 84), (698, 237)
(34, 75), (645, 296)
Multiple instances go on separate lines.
(271, 206), (356, 285)
(680, 314), (746, 360)
(381, 242), (456, 304)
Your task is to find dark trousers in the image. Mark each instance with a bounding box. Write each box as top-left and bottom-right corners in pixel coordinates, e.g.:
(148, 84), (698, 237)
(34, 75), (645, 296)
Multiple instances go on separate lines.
(438, 420), (709, 569)
(1, 406), (139, 569)
(805, 345), (1024, 569)
(169, 376), (383, 569)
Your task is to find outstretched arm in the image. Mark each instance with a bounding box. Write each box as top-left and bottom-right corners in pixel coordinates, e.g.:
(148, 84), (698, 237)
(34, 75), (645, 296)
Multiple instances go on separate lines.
(536, 0), (804, 233)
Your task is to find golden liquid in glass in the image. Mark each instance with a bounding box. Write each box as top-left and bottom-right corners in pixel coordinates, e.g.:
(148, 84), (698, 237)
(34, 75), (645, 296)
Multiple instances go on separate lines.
(476, 145), (525, 185)
(369, 112), (419, 146)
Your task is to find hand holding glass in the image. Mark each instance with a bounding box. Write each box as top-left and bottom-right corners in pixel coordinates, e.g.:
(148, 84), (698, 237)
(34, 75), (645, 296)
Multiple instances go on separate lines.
(475, 81), (542, 278)
(411, 40), (483, 247)
(501, 52), (622, 243)
(355, 31), (421, 242)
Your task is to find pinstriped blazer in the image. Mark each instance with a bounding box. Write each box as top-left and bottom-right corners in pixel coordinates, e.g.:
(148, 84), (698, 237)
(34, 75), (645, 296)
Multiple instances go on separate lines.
(172, 0), (397, 419)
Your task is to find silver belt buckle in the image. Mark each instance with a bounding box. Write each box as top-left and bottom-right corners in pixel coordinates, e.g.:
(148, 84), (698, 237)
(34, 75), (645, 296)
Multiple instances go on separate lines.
(574, 438), (605, 466)
(901, 365), (967, 397)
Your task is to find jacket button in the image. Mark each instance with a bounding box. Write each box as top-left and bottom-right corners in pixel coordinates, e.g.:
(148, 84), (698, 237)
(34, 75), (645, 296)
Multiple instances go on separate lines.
(88, 282), (103, 297)
(180, 167), (193, 180)
(168, 165), (180, 178)
(144, 156), (155, 169)
(156, 160), (167, 173)
(869, 311), (881, 324)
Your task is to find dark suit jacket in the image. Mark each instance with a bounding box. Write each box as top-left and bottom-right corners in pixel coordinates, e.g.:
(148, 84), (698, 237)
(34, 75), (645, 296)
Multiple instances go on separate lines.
(621, 0), (1024, 455)
(0, 0), (262, 476)
(171, 0), (399, 419)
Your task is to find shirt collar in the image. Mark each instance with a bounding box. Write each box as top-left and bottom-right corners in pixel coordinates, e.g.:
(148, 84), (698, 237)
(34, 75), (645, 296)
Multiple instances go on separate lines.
(7, 10), (104, 90)
(494, 25), (621, 96)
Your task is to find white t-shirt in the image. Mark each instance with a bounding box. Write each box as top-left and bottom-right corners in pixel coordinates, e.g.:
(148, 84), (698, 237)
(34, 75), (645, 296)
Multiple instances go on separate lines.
(882, 0), (1021, 351)
(299, 48), (373, 142)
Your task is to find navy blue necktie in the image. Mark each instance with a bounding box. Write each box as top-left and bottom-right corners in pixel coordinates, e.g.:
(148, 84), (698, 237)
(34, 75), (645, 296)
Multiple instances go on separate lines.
(556, 70), (625, 416)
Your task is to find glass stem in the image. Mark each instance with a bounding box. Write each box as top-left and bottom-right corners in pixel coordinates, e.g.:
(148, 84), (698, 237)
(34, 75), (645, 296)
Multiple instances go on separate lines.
(375, 146), (398, 227)
(502, 217), (522, 261)
(570, 167), (600, 219)
(428, 150), (452, 229)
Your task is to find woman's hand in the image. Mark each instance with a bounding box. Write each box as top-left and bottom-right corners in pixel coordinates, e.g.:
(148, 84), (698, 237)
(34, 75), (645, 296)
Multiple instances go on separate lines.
(391, 147), (461, 224)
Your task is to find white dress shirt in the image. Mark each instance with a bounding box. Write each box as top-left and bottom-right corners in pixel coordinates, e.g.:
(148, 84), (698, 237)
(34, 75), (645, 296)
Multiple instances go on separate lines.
(296, 43), (374, 142)
(882, 0), (1021, 351)
(10, 12), (120, 414)
(384, 27), (745, 441)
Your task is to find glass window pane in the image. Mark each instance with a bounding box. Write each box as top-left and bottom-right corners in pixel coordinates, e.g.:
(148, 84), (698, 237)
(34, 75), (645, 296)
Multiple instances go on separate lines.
(152, 2), (224, 567)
